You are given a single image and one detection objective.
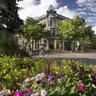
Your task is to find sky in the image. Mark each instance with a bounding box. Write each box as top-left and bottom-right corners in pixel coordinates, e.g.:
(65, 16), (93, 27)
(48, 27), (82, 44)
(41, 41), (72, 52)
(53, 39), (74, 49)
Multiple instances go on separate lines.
(17, 0), (96, 34)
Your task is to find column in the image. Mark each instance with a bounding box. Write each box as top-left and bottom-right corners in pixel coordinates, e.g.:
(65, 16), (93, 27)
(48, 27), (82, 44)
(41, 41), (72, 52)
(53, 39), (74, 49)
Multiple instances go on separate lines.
(41, 38), (44, 45)
(39, 40), (41, 50)
(33, 40), (35, 50)
(54, 39), (57, 50)
(46, 40), (49, 50)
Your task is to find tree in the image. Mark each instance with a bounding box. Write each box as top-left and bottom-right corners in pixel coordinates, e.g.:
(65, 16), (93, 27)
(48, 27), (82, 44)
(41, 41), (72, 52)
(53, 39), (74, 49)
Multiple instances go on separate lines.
(79, 26), (94, 51)
(20, 17), (49, 50)
(57, 16), (94, 51)
(0, 0), (23, 33)
(21, 17), (48, 41)
(20, 17), (49, 51)
(0, 0), (26, 56)
(90, 35), (96, 50)
(57, 16), (86, 40)
(0, 31), (20, 55)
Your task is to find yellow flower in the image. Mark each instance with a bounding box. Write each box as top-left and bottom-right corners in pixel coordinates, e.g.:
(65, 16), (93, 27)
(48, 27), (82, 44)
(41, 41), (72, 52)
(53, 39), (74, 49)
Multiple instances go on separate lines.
(56, 71), (58, 74)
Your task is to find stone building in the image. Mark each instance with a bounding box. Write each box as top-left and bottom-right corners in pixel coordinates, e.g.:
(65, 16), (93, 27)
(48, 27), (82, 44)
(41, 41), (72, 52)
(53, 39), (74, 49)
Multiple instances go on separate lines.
(32, 5), (69, 51)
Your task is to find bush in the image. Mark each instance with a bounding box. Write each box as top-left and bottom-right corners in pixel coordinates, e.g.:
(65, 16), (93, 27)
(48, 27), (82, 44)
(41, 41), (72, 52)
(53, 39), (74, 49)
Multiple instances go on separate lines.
(0, 55), (35, 91)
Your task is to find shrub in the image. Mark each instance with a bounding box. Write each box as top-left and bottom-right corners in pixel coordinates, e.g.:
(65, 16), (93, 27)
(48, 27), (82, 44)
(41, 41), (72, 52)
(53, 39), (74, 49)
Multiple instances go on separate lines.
(0, 55), (35, 91)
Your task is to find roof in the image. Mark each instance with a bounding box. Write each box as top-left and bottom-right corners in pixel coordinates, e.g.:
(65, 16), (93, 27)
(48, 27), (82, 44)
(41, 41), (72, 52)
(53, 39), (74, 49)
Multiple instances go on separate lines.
(35, 14), (47, 20)
(56, 14), (69, 20)
(36, 13), (69, 20)
(35, 5), (70, 20)
(47, 5), (56, 12)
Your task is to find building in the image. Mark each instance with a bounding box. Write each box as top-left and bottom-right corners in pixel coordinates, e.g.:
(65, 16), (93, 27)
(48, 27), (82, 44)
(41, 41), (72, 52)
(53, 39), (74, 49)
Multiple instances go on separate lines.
(27, 5), (69, 51)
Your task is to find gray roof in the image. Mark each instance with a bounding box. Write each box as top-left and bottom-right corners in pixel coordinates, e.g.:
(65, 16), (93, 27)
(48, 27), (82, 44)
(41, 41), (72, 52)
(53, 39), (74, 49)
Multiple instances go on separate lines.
(47, 5), (56, 12)
(36, 13), (69, 20)
(35, 14), (47, 20)
(56, 14), (69, 20)
(35, 5), (70, 20)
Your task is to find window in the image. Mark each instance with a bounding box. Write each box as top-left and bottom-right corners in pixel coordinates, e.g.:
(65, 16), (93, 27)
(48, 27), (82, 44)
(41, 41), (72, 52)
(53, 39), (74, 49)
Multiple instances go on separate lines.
(50, 18), (52, 26)
(50, 29), (55, 37)
(49, 17), (53, 27)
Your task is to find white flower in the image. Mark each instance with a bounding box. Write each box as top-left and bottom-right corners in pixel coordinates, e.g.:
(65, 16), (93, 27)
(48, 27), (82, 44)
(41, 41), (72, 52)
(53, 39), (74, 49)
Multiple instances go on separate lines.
(41, 90), (47, 96)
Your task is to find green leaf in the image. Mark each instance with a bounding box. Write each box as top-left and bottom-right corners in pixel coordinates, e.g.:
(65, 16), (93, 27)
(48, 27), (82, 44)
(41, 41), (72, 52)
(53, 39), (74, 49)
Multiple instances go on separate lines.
(92, 84), (96, 89)
(70, 86), (75, 94)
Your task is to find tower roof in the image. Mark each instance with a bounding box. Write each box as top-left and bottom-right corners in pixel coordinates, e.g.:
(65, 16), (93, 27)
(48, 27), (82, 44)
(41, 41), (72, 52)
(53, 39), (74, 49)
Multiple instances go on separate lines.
(47, 5), (56, 12)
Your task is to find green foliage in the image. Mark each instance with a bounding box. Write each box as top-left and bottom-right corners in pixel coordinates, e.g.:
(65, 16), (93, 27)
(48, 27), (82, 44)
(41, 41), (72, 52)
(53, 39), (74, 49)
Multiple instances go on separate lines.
(20, 17), (48, 41)
(57, 16), (94, 42)
(57, 16), (94, 51)
(0, 31), (29, 56)
(0, 31), (20, 55)
(0, 0), (25, 56)
(0, 0), (23, 33)
(57, 19), (77, 40)
(0, 56), (34, 90)
(20, 58), (96, 96)
(26, 58), (57, 75)
(91, 35), (96, 49)
(0, 57), (96, 95)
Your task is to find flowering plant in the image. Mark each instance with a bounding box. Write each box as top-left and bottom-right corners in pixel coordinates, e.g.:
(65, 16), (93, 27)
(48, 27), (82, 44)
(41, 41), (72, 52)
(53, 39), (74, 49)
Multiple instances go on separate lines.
(0, 57), (96, 96)
(18, 59), (96, 96)
(76, 83), (85, 91)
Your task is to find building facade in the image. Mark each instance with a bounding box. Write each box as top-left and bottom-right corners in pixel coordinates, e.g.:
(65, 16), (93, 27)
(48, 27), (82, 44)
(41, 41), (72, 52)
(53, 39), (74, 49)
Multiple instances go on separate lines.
(32, 5), (69, 51)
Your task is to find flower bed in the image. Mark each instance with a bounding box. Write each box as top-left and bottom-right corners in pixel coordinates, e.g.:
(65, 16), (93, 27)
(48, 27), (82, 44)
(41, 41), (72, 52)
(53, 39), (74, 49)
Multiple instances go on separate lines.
(55, 49), (65, 53)
(87, 49), (96, 52)
(0, 56), (96, 96)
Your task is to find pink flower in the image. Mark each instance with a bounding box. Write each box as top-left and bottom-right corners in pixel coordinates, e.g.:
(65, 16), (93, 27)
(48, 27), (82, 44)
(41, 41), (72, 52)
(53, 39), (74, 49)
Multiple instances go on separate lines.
(14, 91), (24, 96)
(76, 83), (85, 91)
(41, 90), (47, 96)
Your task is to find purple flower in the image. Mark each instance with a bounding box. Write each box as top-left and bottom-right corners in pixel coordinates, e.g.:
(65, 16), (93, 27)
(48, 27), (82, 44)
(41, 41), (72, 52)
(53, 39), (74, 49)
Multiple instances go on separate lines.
(35, 73), (46, 84)
(76, 83), (85, 91)
(48, 77), (51, 82)
(36, 80), (42, 84)
(41, 90), (47, 96)
(48, 74), (56, 85)
(26, 88), (32, 93)
(41, 82), (46, 88)
(92, 79), (96, 85)
(91, 72), (96, 85)
(23, 88), (32, 94)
